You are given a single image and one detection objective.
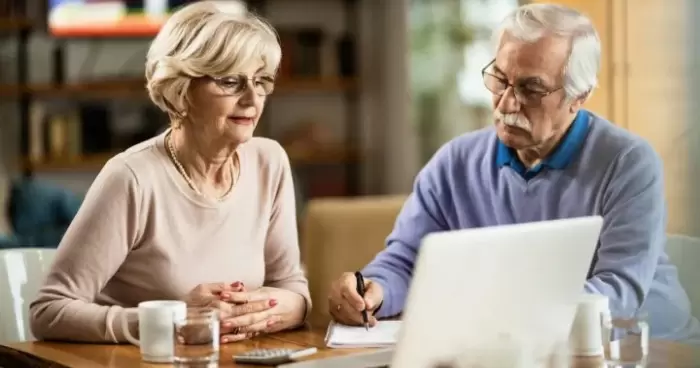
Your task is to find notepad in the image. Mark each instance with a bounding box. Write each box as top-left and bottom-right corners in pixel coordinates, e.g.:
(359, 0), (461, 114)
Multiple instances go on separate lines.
(324, 321), (402, 348)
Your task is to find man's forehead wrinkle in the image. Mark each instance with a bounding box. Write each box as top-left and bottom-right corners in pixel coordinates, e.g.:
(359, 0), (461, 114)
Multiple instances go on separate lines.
(494, 56), (550, 85)
(495, 36), (569, 86)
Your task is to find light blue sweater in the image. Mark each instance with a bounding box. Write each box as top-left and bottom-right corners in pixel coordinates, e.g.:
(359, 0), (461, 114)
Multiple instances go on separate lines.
(362, 110), (700, 343)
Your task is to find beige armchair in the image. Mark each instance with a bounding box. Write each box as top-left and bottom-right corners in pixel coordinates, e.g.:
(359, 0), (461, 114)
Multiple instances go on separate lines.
(300, 195), (408, 325)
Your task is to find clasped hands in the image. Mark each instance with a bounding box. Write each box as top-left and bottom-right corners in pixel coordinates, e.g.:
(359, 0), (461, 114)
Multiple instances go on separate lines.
(185, 282), (305, 343)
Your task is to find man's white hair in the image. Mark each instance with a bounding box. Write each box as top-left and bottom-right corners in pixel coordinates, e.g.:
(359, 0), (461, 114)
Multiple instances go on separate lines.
(494, 4), (600, 100)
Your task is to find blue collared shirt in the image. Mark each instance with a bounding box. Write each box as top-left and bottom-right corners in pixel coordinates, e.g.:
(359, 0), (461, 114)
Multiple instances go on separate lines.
(495, 110), (591, 179)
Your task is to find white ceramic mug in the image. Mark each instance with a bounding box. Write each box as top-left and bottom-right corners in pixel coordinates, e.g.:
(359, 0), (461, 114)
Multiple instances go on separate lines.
(120, 300), (187, 363)
(568, 294), (611, 356)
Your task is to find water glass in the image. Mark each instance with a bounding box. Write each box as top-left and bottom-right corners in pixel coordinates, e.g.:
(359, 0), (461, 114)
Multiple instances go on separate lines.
(173, 307), (220, 365)
(603, 313), (649, 367)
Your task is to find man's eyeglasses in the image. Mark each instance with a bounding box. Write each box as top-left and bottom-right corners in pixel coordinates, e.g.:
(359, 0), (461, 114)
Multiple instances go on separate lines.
(211, 74), (276, 96)
(481, 59), (562, 106)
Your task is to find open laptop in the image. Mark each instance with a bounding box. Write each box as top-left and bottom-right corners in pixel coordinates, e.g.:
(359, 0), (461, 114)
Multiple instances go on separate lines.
(281, 216), (603, 368)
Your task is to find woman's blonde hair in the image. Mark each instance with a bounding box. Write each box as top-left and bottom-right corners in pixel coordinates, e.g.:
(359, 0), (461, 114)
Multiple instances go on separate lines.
(145, 1), (281, 119)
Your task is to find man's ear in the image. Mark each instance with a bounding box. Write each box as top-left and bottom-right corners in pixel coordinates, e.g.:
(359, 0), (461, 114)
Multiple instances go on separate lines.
(569, 89), (591, 113)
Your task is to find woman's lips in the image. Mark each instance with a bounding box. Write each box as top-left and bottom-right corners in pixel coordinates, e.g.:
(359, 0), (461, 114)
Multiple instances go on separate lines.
(229, 117), (254, 125)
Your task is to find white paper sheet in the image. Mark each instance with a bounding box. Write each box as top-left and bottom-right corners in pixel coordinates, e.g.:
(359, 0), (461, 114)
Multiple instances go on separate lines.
(325, 321), (402, 349)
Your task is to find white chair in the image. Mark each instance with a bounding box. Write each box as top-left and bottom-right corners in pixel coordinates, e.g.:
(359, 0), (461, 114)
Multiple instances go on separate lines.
(0, 248), (56, 343)
(665, 234), (700, 320)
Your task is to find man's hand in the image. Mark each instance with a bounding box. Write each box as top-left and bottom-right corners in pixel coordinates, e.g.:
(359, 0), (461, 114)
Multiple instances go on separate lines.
(328, 272), (383, 326)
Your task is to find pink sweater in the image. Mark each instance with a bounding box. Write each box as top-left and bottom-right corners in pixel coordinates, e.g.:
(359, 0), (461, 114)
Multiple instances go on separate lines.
(29, 131), (310, 343)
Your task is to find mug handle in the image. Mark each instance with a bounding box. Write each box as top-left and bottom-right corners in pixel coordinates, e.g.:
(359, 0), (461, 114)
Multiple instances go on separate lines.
(120, 311), (140, 346)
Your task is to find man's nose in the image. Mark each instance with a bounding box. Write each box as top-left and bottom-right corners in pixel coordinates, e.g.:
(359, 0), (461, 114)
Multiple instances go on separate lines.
(496, 85), (521, 114)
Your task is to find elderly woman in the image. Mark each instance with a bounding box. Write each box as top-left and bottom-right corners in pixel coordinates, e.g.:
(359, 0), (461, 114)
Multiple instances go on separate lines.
(29, 1), (310, 343)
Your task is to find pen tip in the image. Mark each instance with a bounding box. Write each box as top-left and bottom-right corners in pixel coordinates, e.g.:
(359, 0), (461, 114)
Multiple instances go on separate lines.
(365, 324), (369, 331)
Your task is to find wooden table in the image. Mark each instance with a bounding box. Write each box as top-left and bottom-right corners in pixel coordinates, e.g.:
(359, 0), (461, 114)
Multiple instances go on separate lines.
(1, 325), (698, 367)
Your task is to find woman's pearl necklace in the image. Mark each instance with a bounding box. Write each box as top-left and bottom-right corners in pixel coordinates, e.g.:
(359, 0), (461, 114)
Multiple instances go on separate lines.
(166, 132), (236, 201)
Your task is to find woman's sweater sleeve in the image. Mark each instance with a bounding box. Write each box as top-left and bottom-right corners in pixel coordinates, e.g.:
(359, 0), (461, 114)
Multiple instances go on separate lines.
(262, 143), (311, 311)
(29, 157), (142, 343)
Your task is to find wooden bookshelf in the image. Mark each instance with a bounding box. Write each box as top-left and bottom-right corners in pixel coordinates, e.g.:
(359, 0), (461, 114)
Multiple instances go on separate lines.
(0, 80), (147, 99)
(0, 18), (32, 32)
(0, 77), (357, 99)
(21, 153), (118, 172)
(20, 146), (359, 173)
(276, 77), (357, 93)
(7, 0), (364, 196)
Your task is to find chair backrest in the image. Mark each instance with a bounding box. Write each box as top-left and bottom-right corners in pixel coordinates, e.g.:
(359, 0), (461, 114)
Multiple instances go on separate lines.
(300, 195), (407, 325)
(0, 248), (56, 343)
(665, 234), (700, 320)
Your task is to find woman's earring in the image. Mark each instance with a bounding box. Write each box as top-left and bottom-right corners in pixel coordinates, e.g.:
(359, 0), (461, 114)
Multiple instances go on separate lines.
(173, 118), (183, 129)
(173, 111), (187, 129)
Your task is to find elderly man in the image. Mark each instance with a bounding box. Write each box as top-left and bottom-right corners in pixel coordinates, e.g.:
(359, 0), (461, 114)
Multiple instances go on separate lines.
(329, 3), (700, 342)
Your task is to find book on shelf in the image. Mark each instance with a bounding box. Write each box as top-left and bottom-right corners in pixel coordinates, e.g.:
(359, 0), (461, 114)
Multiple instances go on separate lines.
(277, 27), (355, 81)
(25, 101), (167, 166)
(27, 101), (82, 164)
(0, 0), (26, 18)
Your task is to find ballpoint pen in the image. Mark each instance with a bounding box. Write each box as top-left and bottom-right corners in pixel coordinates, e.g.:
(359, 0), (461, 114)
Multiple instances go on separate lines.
(354, 271), (370, 331)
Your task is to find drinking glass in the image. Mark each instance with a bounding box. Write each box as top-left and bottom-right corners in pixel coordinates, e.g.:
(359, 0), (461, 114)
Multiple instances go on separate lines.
(602, 312), (649, 367)
(173, 307), (220, 365)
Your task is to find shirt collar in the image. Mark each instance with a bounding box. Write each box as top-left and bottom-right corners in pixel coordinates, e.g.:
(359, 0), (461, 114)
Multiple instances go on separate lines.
(496, 109), (590, 172)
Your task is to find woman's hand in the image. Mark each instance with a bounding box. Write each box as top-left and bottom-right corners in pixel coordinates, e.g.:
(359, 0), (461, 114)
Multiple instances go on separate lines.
(218, 287), (306, 342)
(183, 282), (277, 343)
(184, 281), (245, 309)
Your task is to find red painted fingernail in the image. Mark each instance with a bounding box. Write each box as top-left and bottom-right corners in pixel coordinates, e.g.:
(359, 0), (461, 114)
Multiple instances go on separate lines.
(269, 299), (278, 307)
(231, 282), (240, 287)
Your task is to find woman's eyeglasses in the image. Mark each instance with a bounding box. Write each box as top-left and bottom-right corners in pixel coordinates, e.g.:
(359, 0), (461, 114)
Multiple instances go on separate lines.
(211, 74), (275, 96)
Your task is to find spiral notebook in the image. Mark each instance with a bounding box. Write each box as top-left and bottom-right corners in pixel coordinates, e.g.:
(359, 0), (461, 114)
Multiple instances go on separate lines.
(324, 321), (402, 348)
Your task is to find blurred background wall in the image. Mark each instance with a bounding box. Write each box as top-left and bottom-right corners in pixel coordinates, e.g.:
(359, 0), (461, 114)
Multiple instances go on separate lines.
(532, 0), (695, 236)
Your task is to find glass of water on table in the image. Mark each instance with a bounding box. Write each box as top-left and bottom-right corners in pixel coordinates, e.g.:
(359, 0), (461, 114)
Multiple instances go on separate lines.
(603, 311), (649, 367)
(173, 307), (220, 365)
